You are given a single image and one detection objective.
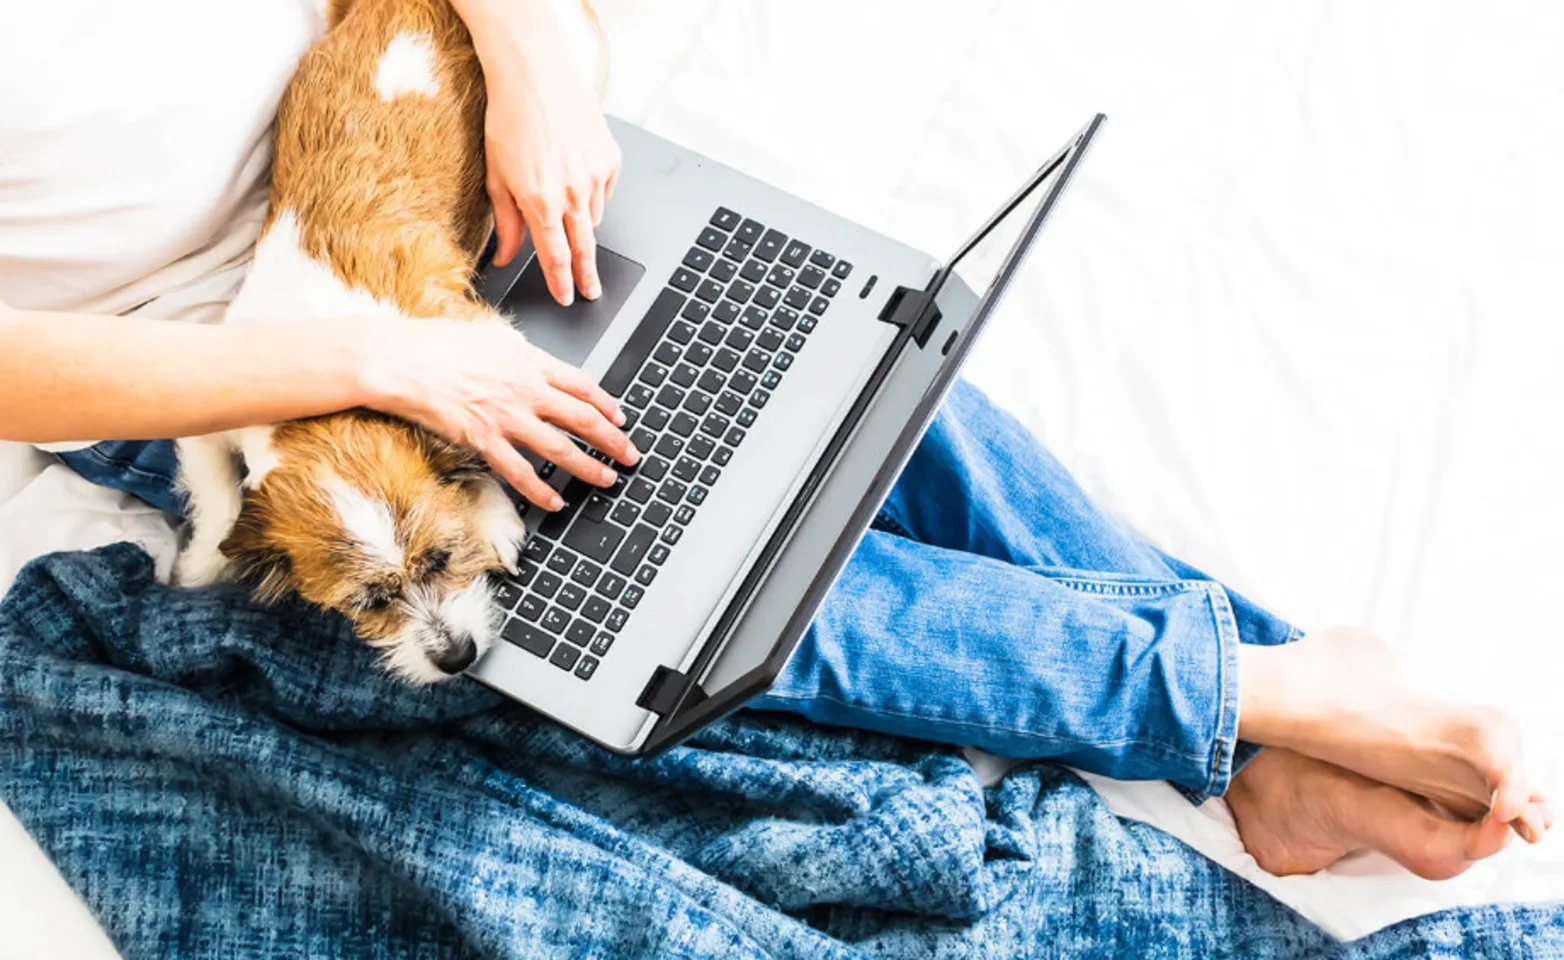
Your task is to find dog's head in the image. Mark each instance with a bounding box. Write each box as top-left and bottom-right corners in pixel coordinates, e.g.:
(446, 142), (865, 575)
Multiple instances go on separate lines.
(221, 414), (526, 683)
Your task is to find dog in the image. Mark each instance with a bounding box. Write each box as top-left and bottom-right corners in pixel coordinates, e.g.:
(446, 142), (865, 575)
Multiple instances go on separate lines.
(173, 0), (603, 684)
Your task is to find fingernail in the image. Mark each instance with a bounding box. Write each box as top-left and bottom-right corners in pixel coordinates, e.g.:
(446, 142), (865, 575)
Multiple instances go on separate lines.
(601, 466), (618, 485)
(613, 407), (627, 426)
(548, 494), (564, 511)
(561, 290), (574, 307)
(622, 444), (640, 465)
(585, 283), (602, 300)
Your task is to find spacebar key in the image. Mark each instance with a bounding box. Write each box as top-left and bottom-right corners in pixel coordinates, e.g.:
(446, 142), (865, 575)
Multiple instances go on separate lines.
(502, 618), (555, 658)
(600, 287), (686, 397)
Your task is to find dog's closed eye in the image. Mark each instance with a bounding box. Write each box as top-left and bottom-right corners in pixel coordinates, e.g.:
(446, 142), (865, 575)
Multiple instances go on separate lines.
(356, 579), (400, 613)
(421, 547), (451, 578)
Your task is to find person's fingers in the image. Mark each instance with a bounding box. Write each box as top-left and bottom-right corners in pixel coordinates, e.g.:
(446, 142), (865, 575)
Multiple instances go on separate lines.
(603, 167), (619, 205)
(528, 215), (575, 306)
(479, 440), (560, 511)
(1489, 758), (1530, 825)
(489, 182), (526, 268)
(541, 358), (627, 433)
(538, 391), (637, 466)
(565, 208), (601, 301)
(510, 418), (616, 487)
(589, 178), (606, 227)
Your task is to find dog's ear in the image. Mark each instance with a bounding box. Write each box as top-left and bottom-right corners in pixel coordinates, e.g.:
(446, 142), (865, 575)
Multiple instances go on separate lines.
(420, 432), (489, 486)
(220, 495), (292, 604)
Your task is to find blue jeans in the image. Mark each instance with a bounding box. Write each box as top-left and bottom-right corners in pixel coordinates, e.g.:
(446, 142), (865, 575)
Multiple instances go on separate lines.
(57, 380), (1296, 800)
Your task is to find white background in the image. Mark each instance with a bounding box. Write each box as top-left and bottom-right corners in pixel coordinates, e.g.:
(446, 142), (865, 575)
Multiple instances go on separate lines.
(3, 1), (1563, 954)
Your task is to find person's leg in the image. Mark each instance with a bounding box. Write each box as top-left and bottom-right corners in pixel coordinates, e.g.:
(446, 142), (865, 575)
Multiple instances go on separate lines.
(874, 379), (1296, 652)
(755, 380), (1291, 800)
(55, 440), (186, 516)
(759, 380), (1549, 841)
(755, 528), (1250, 798)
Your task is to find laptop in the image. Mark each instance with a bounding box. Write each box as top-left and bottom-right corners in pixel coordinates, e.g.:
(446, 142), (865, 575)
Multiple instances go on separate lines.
(468, 113), (1105, 756)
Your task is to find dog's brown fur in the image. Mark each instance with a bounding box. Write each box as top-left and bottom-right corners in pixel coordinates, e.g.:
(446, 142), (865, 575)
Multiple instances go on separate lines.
(175, 0), (602, 680)
(271, 0), (495, 321)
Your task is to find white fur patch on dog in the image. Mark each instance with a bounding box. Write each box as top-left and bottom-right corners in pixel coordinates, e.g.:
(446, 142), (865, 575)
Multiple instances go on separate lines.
(473, 475), (528, 574)
(239, 426), (281, 488)
(374, 33), (439, 101)
(381, 577), (499, 684)
(226, 211), (403, 326)
(437, 576), (500, 658)
(325, 478), (402, 567)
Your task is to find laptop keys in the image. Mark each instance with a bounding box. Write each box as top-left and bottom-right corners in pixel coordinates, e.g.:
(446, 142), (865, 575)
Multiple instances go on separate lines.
(565, 619), (595, 647)
(781, 240), (810, 268)
(503, 619), (554, 658)
(517, 594), (545, 622)
(736, 218), (765, 244)
(550, 643), (581, 671)
(755, 229), (787, 262)
(683, 247), (714, 271)
(494, 205), (844, 680)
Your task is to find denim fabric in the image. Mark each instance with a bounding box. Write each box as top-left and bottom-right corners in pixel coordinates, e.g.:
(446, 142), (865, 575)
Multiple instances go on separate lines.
(3, 544), (1563, 958)
(757, 379), (1297, 799)
(56, 440), (186, 515)
(58, 383), (1288, 800)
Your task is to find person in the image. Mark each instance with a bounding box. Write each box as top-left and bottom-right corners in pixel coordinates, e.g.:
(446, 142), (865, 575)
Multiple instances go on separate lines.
(0, 0), (1549, 885)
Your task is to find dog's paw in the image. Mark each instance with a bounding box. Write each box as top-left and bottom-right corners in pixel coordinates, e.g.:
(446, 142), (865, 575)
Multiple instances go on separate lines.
(486, 508), (528, 575)
(474, 476), (529, 573)
(172, 541), (232, 587)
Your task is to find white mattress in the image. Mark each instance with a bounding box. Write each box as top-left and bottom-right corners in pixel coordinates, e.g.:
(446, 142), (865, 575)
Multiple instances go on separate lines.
(3, 1), (1562, 953)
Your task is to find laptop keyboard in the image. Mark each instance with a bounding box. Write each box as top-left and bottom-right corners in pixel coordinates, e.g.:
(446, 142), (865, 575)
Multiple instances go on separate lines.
(491, 207), (854, 681)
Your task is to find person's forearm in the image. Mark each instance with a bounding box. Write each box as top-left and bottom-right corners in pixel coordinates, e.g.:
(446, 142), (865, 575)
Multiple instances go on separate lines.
(0, 302), (376, 443)
(451, 0), (576, 77)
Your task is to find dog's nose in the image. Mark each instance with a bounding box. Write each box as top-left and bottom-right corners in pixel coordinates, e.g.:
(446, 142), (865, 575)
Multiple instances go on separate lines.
(433, 636), (477, 675)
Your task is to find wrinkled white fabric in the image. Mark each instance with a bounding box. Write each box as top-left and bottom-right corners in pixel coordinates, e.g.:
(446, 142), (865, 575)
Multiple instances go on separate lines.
(3, 1), (1562, 952)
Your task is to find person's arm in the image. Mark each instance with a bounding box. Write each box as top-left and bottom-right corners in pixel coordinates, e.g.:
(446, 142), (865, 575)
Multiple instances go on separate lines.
(0, 301), (372, 443)
(0, 300), (636, 510)
(451, 0), (620, 307)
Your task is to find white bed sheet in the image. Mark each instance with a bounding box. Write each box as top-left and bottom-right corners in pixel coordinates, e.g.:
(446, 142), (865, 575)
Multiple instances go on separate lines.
(4, 0), (1563, 952)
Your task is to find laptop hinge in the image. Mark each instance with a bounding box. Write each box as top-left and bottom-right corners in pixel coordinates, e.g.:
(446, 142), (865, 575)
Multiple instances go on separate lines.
(638, 665), (707, 717)
(877, 285), (943, 348)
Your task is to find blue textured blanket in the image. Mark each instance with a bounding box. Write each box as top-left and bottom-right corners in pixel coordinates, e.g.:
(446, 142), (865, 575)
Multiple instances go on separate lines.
(0, 545), (1560, 958)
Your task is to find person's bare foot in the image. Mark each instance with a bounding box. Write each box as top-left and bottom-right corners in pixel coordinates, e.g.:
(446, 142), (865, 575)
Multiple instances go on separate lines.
(1227, 748), (1520, 880)
(1238, 627), (1551, 841)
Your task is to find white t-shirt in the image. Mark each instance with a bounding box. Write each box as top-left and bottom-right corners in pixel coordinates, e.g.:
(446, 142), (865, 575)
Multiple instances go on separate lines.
(0, 0), (324, 325)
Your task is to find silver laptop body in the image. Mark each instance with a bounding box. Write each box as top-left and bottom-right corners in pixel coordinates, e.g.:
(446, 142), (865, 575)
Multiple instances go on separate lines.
(468, 114), (1104, 755)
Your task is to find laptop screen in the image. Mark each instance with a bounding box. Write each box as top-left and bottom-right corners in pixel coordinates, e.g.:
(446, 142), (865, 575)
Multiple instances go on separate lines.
(933, 114), (1104, 336)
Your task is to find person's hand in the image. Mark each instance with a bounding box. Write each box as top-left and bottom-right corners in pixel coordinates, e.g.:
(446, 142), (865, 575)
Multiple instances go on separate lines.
(362, 317), (638, 510)
(472, 2), (620, 307)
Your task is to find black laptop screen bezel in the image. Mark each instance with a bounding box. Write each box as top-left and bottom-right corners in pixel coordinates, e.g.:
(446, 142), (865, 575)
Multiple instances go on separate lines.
(640, 114), (1106, 755)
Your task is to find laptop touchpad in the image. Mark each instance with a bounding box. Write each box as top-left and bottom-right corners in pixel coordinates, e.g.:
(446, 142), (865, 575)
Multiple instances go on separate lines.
(498, 248), (645, 368)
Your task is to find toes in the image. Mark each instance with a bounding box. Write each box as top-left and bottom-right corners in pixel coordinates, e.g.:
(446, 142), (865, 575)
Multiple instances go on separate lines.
(1382, 790), (1513, 881)
(1402, 815), (1510, 881)
(1461, 813), (1516, 865)
(1512, 800), (1550, 844)
(1464, 707), (1529, 823)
